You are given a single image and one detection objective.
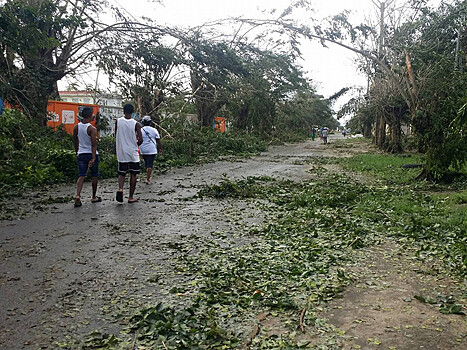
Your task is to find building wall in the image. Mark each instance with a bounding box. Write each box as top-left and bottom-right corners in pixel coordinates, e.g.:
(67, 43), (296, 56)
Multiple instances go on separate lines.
(99, 106), (124, 135)
(58, 91), (124, 135)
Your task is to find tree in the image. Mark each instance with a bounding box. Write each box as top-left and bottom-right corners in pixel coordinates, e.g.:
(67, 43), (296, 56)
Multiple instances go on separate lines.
(278, 90), (339, 133)
(0, 0), (102, 123)
(183, 13), (309, 131)
(0, 0), (168, 125)
(187, 39), (249, 127)
(269, 0), (467, 178)
(226, 50), (311, 133)
(377, 0), (467, 177)
(99, 36), (183, 124)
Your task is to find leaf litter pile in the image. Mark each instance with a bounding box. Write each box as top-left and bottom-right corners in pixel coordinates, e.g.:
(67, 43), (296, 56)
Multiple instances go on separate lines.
(67, 162), (465, 349)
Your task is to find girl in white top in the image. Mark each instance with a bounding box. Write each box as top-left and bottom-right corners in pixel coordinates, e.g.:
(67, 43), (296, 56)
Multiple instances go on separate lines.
(140, 115), (163, 184)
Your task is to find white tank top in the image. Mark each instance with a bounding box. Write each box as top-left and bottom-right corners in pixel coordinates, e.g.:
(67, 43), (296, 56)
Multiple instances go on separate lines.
(77, 123), (98, 155)
(116, 117), (139, 162)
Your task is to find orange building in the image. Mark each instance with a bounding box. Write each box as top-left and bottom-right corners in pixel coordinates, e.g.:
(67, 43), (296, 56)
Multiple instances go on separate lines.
(46, 100), (99, 134)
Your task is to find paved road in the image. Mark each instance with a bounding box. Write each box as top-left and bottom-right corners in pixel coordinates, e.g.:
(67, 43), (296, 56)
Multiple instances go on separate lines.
(1, 136), (351, 348)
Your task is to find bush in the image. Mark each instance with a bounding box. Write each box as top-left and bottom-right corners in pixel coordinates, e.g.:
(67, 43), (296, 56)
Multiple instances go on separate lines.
(155, 127), (267, 172)
(0, 109), (75, 198)
(0, 111), (306, 199)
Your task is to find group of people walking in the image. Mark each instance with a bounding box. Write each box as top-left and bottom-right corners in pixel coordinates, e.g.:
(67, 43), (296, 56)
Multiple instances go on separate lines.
(73, 103), (162, 207)
(311, 126), (329, 144)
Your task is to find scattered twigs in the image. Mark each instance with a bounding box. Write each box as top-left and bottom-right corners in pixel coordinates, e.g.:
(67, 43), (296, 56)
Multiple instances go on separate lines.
(131, 330), (138, 350)
(300, 307), (307, 333)
(347, 236), (361, 248)
(376, 209), (393, 221)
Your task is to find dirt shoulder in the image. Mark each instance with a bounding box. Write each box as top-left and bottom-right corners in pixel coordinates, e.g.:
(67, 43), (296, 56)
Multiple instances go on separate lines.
(317, 242), (466, 349)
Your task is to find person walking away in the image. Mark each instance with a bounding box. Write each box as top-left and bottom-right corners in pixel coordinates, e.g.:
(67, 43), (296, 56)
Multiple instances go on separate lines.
(311, 127), (316, 141)
(140, 115), (163, 184)
(322, 127), (329, 144)
(73, 107), (101, 207)
(115, 104), (143, 203)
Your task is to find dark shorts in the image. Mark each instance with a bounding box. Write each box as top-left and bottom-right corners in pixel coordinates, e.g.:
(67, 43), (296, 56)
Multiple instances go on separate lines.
(142, 154), (156, 168)
(77, 153), (99, 177)
(118, 162), (140, 176)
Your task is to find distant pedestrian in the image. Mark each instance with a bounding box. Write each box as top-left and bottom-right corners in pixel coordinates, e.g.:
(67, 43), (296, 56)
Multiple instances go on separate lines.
(140, 115), (163, 184)
(322, 127), (329, 144)
(311, 127), (316, 141)
(115, 104), (143, 203)
(73, 107), (101, 207)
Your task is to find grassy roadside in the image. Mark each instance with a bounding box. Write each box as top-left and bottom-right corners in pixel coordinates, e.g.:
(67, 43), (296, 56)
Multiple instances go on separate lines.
(68, 139), (466, 349)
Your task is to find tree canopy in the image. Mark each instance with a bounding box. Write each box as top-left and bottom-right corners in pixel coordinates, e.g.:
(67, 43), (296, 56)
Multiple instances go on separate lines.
(2, 0), (466, 179)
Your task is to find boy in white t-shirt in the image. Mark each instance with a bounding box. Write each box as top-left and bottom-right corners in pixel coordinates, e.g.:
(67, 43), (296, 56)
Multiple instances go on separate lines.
(115, 104), (143, 203)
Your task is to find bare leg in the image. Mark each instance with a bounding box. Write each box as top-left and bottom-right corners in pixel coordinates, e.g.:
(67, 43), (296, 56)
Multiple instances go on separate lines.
(118, 175), (126, 192)
(129, 173), (137, 200)
(76, 176), (85, 199)
(146, 167), (153, 183)
(91, 176), (98, 200)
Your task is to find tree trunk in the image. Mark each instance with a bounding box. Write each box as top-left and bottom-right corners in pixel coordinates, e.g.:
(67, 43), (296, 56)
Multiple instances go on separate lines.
(376, 114), (386, 148)
(236, 105), (249, 130)
(387, 109), (403, 153)
(363, 119), (373, 138)
(190, 71), (223, 127)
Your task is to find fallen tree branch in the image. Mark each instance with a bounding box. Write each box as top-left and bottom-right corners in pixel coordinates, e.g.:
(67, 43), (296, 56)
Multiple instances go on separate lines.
(300, 307), (307, 333)
(347, 236), (361, 248)
(376, 209), (393, 221)
(154, 122), (174, 140)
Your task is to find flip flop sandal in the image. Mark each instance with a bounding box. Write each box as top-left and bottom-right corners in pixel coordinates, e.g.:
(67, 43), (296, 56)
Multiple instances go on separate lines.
(74, 199), (82, 207)
(116, 191), (123, 202)
(128, 198), (138, 203)
(91, 196), (102, 203)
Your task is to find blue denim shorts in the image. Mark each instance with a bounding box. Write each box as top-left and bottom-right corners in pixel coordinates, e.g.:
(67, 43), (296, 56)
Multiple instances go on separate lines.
(142, 154), (156, 168)
(77, 153), (99, 177)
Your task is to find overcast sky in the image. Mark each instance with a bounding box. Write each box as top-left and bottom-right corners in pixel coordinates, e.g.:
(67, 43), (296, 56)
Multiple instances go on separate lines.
(67, 0), (443, 118)
(110, 0), (374, 98)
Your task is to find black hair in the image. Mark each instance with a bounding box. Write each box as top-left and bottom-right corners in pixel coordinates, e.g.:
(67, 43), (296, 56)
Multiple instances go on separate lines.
(81, 107), (93, 119)
(123, 103), (134, 114)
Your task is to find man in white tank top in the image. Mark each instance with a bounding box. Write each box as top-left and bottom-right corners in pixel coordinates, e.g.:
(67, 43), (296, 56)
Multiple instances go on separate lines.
(115, 103), (143, 203)
(72, 107), (100, 207)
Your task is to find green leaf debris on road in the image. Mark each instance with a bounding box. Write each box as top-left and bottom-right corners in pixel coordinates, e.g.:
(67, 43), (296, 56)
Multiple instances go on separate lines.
(1, 139), (465, 349)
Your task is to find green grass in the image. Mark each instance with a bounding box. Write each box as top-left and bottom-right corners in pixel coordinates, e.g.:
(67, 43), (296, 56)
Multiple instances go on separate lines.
(341, 152), (424, 184)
